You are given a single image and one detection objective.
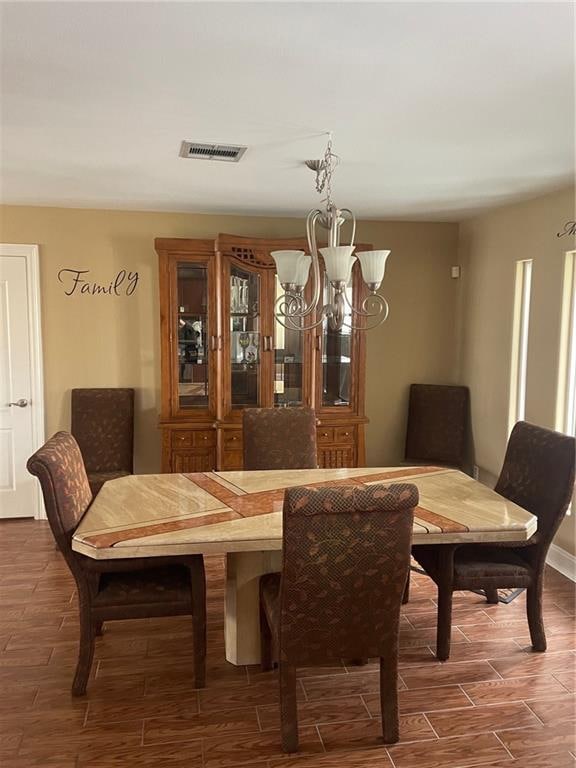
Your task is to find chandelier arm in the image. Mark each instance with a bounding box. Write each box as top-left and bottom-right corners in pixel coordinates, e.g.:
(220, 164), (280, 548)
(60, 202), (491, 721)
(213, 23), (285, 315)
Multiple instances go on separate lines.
(341, 307), (390, 332)
(273, 290), (329, 331)
(274, 292), (308, 319)
(274, 310), (326, 332)
(342, 289), (389, 321)
(339, 208), (357, 248)
(306, 209), (323, 314)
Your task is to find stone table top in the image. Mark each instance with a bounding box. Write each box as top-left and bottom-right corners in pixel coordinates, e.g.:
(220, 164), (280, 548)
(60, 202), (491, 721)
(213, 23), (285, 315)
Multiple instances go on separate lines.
(72, 466), (537, 560)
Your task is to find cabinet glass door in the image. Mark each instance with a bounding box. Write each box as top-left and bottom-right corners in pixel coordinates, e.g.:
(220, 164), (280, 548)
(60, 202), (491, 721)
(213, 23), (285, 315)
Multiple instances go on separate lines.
(176, 264), (209, 410)
(273, 276), (304, 406)
(230, 265), (262, 408)
(321, 278), (353, 407)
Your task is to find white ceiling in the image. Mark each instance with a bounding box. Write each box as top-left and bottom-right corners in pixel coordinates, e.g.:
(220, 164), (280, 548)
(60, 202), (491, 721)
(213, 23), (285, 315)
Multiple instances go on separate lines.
(1, 2), (574, 220)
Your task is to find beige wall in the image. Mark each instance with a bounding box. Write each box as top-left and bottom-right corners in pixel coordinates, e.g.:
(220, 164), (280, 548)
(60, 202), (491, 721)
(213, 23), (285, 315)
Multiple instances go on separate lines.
(0, 205), (460, 474)
(457, 186), (576, 555)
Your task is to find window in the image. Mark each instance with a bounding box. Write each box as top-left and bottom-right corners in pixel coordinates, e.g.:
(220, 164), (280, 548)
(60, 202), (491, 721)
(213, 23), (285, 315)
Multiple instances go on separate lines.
(556, 251), (576, 437)
(508, 259), (533, 432)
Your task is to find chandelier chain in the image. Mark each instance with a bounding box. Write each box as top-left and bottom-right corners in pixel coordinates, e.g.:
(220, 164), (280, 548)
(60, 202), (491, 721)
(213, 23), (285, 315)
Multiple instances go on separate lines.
(315, 135), (339, 209)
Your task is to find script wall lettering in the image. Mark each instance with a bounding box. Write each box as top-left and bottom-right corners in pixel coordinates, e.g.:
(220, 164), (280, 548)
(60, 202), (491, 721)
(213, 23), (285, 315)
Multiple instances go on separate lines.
(58, 269), (139, 296)
(557, 221), (576, 238)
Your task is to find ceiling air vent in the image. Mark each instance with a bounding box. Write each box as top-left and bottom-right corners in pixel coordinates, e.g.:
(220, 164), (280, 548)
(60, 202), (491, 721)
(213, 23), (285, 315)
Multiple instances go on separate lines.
(179, 141), (247, 162)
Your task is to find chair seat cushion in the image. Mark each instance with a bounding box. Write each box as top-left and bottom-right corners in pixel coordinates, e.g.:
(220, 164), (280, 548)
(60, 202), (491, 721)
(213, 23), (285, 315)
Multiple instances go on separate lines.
(94, 565), (191, 607)
(260, 572), (281, 636)
(453, 545), (532, 582)
(413, 544), (533, 587)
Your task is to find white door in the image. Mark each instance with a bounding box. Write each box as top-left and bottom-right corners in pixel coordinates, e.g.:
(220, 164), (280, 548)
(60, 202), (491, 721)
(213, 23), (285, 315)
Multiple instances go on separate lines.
(0, 246), (44, 518)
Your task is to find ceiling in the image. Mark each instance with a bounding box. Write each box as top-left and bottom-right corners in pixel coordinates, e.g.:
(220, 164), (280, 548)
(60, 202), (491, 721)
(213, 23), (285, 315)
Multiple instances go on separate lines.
(0, 2), (573, 220)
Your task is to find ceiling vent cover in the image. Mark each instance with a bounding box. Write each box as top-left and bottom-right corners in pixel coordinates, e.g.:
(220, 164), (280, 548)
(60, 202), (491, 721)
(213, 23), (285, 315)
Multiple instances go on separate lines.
(179, 141), (247, 162)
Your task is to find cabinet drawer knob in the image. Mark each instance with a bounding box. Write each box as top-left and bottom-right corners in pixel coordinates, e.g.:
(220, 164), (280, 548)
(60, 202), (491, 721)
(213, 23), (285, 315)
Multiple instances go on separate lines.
(322, 432), (328, 437)
(343, 432), (349, 436)
(202, 435), (208, 440)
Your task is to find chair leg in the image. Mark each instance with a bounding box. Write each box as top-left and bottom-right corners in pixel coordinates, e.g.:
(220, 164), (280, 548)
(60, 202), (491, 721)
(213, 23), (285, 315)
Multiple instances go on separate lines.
(190, 557), (207, 689)
(72, 606), (96, 696)
(527, 580), (546, 652)
(484, 588), (499, 604)
(380, 654), (399, 744)
(436, 583), (454, 661)
(279, 662), (298, 753)
(260, 598), (273, 672)
(436, 547), (455, 662)
(402, 571), (410, 605)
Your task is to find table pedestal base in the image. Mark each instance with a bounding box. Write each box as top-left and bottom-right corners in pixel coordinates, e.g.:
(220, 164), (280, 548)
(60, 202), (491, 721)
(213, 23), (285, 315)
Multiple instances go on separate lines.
(225, 550), (282, 666)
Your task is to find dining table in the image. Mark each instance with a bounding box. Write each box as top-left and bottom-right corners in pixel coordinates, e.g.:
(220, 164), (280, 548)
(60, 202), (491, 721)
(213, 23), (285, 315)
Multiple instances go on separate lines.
(72, 465), (537, 665)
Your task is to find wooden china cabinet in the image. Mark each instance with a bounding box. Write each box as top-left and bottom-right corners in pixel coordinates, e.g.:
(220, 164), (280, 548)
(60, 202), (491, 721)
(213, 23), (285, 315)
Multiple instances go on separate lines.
(156, 234), (369, 472)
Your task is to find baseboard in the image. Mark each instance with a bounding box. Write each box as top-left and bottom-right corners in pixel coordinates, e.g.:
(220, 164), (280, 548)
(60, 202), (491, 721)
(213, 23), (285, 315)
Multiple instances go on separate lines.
(546, 543), (576, 582)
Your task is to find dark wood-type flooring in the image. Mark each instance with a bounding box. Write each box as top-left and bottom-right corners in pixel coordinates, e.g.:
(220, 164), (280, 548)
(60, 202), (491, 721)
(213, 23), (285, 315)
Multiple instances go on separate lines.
(1, 519), (575, 767)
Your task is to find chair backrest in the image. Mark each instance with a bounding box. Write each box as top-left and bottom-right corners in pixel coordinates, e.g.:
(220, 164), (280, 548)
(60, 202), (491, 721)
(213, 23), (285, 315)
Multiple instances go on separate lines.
(405, 383), (469, 468)
(279, 482), (418, 664)
(242, 407), (317, 470)
(495, 421), (575, 553)
(27, 431), (93, 570)
(71, 388), (134, 473)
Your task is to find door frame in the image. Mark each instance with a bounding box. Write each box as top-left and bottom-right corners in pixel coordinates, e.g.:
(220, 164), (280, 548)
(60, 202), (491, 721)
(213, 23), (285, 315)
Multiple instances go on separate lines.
(1, 244), (45, 520)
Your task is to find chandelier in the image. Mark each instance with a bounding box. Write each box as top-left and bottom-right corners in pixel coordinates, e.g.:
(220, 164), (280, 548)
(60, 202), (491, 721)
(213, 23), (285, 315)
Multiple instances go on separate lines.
(271, 134), (390, 332)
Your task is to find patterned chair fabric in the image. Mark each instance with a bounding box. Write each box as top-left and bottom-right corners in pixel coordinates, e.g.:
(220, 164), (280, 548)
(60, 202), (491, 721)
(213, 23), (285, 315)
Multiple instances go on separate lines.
(243, 407), (318, 470)
(494, 420), (575, 552)
(26, 431), (93, 560)
(260, 482), (418, 752)
(27, 431), (206, 695)
(413, 421), (576, 661)
(71, 388), (134, 495)
(404, 383), (469, 469)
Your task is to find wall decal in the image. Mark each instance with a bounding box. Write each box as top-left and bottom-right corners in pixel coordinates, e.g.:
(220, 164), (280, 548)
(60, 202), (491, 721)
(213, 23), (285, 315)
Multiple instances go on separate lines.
(557, 221), (576, 238)
(58, 269), (139, 296)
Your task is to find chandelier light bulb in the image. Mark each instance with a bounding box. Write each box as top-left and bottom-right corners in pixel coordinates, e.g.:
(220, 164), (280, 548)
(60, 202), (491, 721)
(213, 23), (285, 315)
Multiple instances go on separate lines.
(294, 253), (312, 289)
(320, 246), (356, 285)
(356, 250), (391, 291)
(271, 250), (305, 288)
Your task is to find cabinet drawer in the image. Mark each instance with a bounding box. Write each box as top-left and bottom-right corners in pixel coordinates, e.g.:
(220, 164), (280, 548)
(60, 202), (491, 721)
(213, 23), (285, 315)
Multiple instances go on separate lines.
(317, 427), (335, 444)
(171, 429), (215, 449)
(223, 431), (243, 449)
(171, 430), (195, 449)
(335, 426), (355, 444)
(194, 430), (215, 447)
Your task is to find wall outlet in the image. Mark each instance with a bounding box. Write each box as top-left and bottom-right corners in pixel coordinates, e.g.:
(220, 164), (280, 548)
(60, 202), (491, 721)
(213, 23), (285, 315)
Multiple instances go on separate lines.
(472, 464), (480, 480)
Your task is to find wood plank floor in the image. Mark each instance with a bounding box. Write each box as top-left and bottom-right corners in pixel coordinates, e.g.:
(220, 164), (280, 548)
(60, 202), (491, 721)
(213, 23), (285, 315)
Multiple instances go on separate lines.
(0, 519), (575, 768)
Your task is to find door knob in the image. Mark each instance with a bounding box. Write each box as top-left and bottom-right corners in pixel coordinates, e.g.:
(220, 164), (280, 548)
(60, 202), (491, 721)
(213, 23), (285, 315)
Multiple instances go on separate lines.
(9, 398), (28, 408)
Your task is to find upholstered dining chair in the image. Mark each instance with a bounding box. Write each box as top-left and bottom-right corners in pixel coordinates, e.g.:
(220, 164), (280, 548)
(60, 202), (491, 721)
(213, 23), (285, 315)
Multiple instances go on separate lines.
(27, 431), (206, 695)
(402, 384), (471, 605)
(71, 388), (134, 496)
(413, 421), (575, 661)
(404, 384), (470, 470)
(242, 407), (318, 470)
(259, 482), (419, 752)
